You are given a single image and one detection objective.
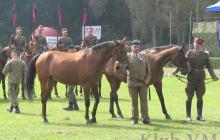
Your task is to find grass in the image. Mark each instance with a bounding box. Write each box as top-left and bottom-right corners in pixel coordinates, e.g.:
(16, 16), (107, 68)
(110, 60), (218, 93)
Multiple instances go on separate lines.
(0, 68), (220, 140)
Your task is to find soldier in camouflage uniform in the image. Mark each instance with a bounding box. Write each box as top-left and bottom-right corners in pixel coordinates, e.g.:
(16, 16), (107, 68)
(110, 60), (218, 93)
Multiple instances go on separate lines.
(127, 40), (151, 125)
(82, 27), (97, 48)
(34, 25), (48, 54)
(11, 27), (27, 57)
(3, 51), (26, 113)
(57, 28), (74, 52)
(185, 38), (218, 122)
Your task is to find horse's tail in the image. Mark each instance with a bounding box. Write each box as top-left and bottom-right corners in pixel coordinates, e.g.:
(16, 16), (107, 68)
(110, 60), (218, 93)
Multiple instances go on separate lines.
(26, 54), (40, 99)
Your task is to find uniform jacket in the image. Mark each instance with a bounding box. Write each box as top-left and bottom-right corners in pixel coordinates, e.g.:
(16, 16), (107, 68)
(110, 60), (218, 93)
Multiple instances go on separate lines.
(2, 59), (26, 84)
(127, 52), (151, 87)
(186, 50), (217, 82)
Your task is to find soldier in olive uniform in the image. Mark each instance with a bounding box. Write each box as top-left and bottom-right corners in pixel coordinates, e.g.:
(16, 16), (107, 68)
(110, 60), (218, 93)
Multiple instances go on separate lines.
(82, 27), (97, 48)
(185, 38), (218, 122)
(34, 25), (48, 54)
(127, 40), (151, 125)
(57, 28), (73, 52)
(59, 28), (79, 111)
(3, 51), (26, 113)
(11, 27), (27, 57)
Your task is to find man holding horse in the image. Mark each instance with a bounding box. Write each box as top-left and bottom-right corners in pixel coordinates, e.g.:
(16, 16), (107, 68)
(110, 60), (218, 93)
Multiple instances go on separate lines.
(127, 40), (151, 125)
(57, 28), (73, 52)
(3, 51), (26, 113)
(185, 38), (218, 122)
(34, 25), (48, 54)
(10, 27), (27, 57)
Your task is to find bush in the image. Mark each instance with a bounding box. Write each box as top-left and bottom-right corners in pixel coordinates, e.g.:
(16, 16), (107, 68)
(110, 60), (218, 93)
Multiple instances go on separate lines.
(210, 57), (220, 69)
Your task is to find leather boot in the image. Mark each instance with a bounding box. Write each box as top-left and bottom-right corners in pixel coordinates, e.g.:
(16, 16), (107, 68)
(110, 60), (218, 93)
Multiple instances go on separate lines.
(197, 100), (206, 121)
(73, 100), (79, 110)
(186, 99), (192, 122)
(7, 106), (14, 113)
(15, 106), (20, 114)
(63, 102), (74, 111)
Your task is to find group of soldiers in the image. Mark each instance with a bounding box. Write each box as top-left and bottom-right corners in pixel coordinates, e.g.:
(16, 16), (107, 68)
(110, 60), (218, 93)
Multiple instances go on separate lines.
(2, 24), (219, 125)
(3, 25), (98, 114)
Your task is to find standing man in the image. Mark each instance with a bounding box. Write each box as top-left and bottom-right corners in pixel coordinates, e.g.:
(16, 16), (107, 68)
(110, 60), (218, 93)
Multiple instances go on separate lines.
(57, 28), (73, 52)
(185, 38), (218, 122)
(34, 25), (48, 54)
(82, 27), (97, 48)
(127, 40), (151, 125)
(11, 27), (27, 57)
(3, 51), (26, 113)
(57, 28), (79, 111)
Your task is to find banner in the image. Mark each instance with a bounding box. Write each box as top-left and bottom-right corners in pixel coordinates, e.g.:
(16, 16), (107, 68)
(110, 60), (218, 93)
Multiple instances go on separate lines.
(32, 3), (37, 24)
(82, 26), (101, 40)
(57, 4), (62, 28)
(12, 0), (16, 26)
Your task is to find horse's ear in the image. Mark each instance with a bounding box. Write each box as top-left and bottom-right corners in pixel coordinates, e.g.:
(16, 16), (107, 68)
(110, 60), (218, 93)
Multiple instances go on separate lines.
(122, 36), (128, 43)
(113, 40), (119, 46)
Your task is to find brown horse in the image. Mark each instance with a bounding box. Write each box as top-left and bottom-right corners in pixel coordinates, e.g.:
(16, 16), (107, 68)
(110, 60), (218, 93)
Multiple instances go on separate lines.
(0, 47), (11, 99)
(26, 40), (129, 124)
(104, 45), (188, 119)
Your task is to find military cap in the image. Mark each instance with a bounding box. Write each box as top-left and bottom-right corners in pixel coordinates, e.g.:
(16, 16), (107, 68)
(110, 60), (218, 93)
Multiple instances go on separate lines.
(16, 27), (22, 31)
(62, 28), (68, 33)
(132, 39), (141, 47)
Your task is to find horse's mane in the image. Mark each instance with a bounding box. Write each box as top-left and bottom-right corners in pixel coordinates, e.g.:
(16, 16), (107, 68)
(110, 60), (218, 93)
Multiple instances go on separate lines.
(91, 41), (114, 51)
(151, 44), (181, 52)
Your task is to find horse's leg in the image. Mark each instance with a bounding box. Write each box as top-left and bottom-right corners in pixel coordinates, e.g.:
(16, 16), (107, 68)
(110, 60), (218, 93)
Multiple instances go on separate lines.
(109, 91), (116, 118)
(91, 84), (100, 123)
(83, 86), (91, 124)
(98, 80), (102, 97)
(53, 82), (59, 98)
(80, 85), (83, 96)
(114, 80), (123, 119)
(2, 75), (7, 100)
(21, 75), (26, 100)
(75, 85), (79, 96)
(154, 82), (171, 119)
(41, 80), (53, 123)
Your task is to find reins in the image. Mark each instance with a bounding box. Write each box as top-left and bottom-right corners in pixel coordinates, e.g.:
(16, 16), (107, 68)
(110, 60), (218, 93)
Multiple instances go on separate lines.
(175, 74), (216, 84)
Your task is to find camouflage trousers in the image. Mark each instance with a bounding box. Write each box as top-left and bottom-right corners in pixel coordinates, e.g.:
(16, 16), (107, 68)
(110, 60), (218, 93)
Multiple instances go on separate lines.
(66, 85), (76, 102)
(129, 86), (149, 120)
(8, 83), (20, 106)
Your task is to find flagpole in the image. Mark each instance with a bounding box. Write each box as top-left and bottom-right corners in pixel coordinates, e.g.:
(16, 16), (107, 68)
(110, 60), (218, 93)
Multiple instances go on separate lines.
(189, 11), (192, 50)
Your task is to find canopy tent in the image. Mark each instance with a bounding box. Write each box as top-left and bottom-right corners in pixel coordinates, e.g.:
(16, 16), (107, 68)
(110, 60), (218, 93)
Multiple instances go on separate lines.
(206, 1), (220, 12)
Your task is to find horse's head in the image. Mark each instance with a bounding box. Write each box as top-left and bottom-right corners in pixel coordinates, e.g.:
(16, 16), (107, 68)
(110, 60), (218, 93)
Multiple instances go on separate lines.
(113, 38), (129, 70)
(171, 45), (188, 75)
(1, 47), (11, 60)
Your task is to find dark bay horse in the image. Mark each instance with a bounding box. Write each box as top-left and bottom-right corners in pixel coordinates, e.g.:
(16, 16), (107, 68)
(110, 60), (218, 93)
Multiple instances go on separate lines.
(26, 40), (129, 124)
(0, 47), (11, 99)
(105, 45), (188, 119)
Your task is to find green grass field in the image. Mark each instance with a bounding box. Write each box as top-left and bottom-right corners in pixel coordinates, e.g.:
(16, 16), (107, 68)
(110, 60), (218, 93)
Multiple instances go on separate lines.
(0, 68), (220, 140)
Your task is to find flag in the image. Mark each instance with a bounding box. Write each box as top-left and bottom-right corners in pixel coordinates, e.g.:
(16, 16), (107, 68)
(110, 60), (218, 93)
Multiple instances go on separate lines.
(32, 3), (37, 24)
(57, 4), (62, 28)
(12, 0), (16, 26)
(82, 8), (87, 26)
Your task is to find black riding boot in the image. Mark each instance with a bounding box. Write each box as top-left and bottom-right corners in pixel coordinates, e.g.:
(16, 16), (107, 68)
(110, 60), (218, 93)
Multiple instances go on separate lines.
(186, 99), (192, 121)
(7, 106), (14, 113)
(73, 100), (79, 110)
(15, 106), (20, 114)
(197, 100), (205, 121)
(63, 102), (74, 111)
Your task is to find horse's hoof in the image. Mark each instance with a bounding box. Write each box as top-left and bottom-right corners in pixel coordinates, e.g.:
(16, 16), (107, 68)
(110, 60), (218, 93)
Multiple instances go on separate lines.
(111, 114), (117, 118)
(56, 95), (60, 98)
(165, 115), (172, 120)
(22, 97), (26, 100)
(90, 118), (97, 123)
(43, 119), (49, 123)
(86, 119), (92, 125)
(4, 97), (7, 100)
(118, 113), (124, 119)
